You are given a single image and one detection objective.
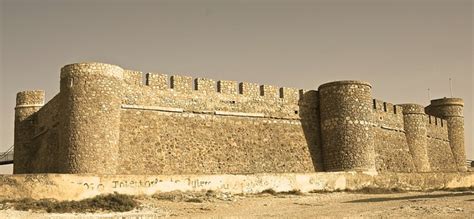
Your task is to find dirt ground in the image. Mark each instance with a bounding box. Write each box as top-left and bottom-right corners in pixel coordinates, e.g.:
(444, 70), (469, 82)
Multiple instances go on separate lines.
(0, 190), (473, 218)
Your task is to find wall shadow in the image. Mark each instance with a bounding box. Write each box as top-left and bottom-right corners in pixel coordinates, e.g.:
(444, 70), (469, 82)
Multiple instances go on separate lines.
(345, 192), (474, 203)
(298, 90), (324, 172)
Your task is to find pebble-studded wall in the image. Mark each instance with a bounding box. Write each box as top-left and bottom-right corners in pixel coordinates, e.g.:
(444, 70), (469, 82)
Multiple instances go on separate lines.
(12, 62), (466, 174)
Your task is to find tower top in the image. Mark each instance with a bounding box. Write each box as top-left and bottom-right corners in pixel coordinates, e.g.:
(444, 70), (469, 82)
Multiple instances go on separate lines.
(430, 98), (464, 107)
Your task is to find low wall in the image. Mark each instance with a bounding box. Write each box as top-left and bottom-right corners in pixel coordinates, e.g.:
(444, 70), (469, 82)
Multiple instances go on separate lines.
(0, 172), (472, 201)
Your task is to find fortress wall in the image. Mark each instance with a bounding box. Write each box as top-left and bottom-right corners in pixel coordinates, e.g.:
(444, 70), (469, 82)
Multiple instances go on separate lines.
(117, 70), (323, 174)
(13, 63), (467, 175)
(122, 71), (301, 119)
(13, 90), (46, 173)
(28, 94), (61, 173)
(372, 100), (415, 172)
(425, 115), (457, 172)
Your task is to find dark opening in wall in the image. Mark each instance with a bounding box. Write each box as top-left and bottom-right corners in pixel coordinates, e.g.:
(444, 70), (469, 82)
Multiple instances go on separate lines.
(238, 83), (244, 94)
(145, 73), (151, 86)
(217, 82), (222, 93)
(170, 76), (175, 89)
(295, 110), (299, 114)
(142, 73), (147, 85)
(193, 78), (198, 90)
(373, 99), (377, 109)
(383, 102), (387, 112)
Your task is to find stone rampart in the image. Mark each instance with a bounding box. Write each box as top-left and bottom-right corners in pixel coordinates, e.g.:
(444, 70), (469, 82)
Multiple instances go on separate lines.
(372, 100), (415, 173)
(12, 62), (467, 175)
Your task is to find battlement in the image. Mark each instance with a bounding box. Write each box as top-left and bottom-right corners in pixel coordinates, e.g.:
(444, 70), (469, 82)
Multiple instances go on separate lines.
(430, 98), (464, 107)
(399, 104), (426, 115)
(15, 90), (45, 107)
(373, 99), (403, 114)
(121, 69), (305, 103)
(427, 115), (447, 128)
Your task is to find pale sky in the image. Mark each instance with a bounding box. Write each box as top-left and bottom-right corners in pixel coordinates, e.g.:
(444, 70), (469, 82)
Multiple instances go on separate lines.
(0, 0), (472, 173)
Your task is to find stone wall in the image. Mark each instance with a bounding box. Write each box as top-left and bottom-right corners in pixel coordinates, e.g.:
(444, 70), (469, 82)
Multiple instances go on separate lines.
(372, 100), (415, 172)
(0, 172), (473, 201)
(13, 62), (466, 175)
(318, 81), (375, 172)
(116, 69), (323, 174)
(425, 115), (457, 172)
(28, 95), (61, 173)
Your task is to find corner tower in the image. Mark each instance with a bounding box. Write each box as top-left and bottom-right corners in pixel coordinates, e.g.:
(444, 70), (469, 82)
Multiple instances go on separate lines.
(399, 104), (430, 172)
(318, 81), (375, 172)
(59, 62), (124, 174)
(13, 90), (45, 173)
(425, 98), (466, 171)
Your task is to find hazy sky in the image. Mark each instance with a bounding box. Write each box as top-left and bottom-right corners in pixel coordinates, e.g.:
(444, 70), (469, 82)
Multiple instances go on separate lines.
(0, 0), (472, 173)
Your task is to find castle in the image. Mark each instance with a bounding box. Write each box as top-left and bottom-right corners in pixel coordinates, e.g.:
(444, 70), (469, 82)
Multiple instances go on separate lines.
(13, 62), (467, 175)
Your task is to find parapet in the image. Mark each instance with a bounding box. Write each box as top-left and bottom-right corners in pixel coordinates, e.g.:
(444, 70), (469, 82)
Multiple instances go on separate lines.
(427, 115), (447, 128)
(217, 80), (238, 94)
(429, 98), (464, 107)
(195, 78), (216, 93)
(319, 80), (372, 90)
(399, 104), (425, 115)
(373, 99), (403, 114)
(16, 90), (45, 107)
(425, 97), (464, 118)
(170, 75), (193, 93)
(60, 62), (124, 80)
(146, 72), (169, 89)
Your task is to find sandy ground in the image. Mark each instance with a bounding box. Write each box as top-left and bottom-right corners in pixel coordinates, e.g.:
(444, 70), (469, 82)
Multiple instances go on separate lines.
(0, 190), (473, 218)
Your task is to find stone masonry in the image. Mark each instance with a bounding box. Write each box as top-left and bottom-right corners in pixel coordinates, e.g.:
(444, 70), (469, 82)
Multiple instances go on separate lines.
(13, 62), (467, 175)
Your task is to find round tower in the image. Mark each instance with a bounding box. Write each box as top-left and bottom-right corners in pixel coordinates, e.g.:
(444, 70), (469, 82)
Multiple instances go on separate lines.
(425, 98), (466, 171)
(399, 104), (430, 172)
(59, 62), (124, 174)
(318, 81), (375, 172)
(13, 90), (45, 174)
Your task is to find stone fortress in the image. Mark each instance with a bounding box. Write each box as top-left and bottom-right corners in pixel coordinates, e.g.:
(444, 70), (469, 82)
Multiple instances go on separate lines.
(13, 62), (467, 175)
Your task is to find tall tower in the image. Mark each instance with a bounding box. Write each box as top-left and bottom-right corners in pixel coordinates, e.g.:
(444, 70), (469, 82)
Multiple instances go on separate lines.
(59, 63), (124, 174)
(318, 81), (376, 172)
(13, 90), (45, 173)
(425, 98), (466, 171)
(399, 104), (430, 172)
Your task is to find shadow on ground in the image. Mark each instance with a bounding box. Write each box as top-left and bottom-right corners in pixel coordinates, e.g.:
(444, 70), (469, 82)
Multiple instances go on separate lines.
(345, 192), (474, 203)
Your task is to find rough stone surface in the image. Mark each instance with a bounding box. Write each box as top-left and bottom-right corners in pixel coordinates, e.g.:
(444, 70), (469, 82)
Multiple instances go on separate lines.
(13, 62), (468, 175)
(319, 81), (376, 172)
(425, 98), (467, 171)
(0, 172), (472, 201)
(400, 104), (430, 172)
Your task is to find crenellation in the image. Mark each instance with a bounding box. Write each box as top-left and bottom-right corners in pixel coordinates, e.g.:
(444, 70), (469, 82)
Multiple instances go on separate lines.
(13, 62), (467, 175)
(145, 72), (168, 89)
(239, 82), (260, 96)
(260, 85), (279, 98)
(124, 70), (143, 86)
(194, 78), (216, 93)
(373, 99), (384, 111)
(394, 105), (403, 115)
(170, 75), (193, 93)
(279, 87), (299, 103)
(217, 80), (238, 94)
(384, 102), (394, 113)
